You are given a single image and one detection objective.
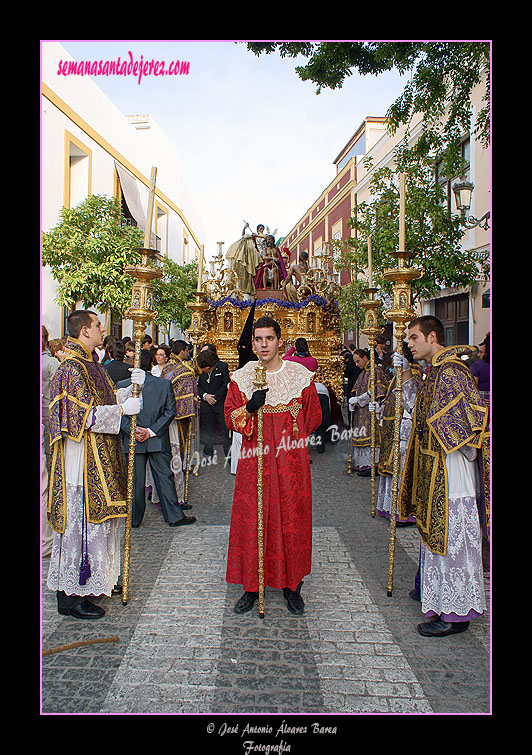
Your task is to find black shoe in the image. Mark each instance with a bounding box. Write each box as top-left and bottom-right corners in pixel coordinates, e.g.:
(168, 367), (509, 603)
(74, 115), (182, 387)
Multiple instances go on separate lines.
(111, 584), (123, 596)
(234, 591), (259, 614)
(357, 469), (371, 477)
(283, 581), (304, 615)
(409, 589), (421, 602)
(169, 515), (197, 527)
(180, 502), (192, 510)
(417, 617), (470, 637)
(59, 599), (105, 620)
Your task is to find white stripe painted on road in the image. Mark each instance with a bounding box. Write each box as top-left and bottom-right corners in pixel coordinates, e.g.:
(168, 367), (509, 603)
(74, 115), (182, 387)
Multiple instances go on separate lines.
(305, 527), (432, 713)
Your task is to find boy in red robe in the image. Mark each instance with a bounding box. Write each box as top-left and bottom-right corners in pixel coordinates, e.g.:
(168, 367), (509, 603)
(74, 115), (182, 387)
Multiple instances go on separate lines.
(224, 315), (322, 615)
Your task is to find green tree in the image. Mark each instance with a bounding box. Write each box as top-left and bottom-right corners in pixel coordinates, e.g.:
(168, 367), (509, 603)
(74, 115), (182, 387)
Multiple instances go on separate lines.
(42, 195), (144, 316)
(151, 257), (199, 340)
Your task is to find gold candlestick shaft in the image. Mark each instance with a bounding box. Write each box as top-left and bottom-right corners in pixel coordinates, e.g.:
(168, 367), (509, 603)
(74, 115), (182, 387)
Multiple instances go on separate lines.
(360, 288), (383, 517)
(253, 363), (268, 619)
(122, 167), (162, 606)
(369, 340), (377, 516)
(386, 322), (406, 596)
(122, 332), (142, 606)
(382, 260), (421, 595)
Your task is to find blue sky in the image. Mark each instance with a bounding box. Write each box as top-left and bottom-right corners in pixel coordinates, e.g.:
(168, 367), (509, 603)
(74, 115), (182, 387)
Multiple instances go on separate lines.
(59, 40), (409, 259)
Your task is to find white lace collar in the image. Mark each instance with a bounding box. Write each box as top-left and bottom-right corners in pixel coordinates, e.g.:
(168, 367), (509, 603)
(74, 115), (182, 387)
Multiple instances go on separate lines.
(232, 359), (313, 405)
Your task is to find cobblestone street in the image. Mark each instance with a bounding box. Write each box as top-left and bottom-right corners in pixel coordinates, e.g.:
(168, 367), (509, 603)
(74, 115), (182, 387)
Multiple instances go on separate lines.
(41, 424), (491, 725)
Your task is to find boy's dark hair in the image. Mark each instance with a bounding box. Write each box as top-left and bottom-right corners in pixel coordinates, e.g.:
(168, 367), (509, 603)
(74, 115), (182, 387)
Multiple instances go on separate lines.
(295, 337), (309, 354)
(197, 349), (218, 369)
(66, 310), (97, 338)
(408, 315), (445, 346)
(171, 339), (189, 355)
(109, 340), (126, 361)
(140, 348), (154, 371)
(252, 315), (281, 339)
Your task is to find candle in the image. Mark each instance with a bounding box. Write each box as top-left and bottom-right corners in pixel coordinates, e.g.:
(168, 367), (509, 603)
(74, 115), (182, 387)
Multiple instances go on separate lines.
(197, 244), (205, 290)
(399, 173), (406, 252)
(367, 235), (373, 288)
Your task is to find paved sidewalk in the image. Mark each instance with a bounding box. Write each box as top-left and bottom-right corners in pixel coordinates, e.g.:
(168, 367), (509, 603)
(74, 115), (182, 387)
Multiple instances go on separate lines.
(41, 423), (491, 718)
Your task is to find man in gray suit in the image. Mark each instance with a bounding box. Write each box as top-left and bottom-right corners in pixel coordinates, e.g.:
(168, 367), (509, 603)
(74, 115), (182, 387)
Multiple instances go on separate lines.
(118, 350), (197, 528)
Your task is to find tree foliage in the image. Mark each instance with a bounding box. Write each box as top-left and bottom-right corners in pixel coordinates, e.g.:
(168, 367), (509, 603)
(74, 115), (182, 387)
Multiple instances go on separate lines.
(151, 256), (199, 339)
(42, 195), (144, 316)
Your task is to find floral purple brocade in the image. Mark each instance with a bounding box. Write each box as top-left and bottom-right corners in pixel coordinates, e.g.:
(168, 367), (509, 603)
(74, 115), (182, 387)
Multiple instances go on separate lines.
(160, 357), (197, 420)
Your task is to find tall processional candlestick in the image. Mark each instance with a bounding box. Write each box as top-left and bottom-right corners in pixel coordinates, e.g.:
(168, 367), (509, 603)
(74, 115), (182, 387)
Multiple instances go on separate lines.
(185, 245), (209, 482)
(359, 236), (384, 517)
(253, 362), (268, 618)
(121, 167), (163, 606)
(382, 174), (422, 596)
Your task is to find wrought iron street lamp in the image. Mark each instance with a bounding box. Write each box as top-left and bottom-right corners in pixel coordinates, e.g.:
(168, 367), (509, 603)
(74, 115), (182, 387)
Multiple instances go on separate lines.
(452, 179), (490, 230)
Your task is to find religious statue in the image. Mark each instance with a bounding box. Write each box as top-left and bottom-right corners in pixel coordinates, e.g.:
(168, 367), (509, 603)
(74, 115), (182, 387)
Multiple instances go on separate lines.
(225, 222), (263, 296)
(254, 234), (288, 290)
(281, 251), (310, 301)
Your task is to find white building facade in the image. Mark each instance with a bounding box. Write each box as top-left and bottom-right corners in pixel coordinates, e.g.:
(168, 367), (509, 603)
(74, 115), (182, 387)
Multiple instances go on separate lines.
(41, 42), (205, 342)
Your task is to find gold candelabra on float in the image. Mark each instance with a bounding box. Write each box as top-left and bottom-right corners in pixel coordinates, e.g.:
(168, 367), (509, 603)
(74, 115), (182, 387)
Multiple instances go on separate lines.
(202, 243), (228, 299)
(382, 174), (422, 597)
(359, 236), (384, 517)
(309, 242), (341, 301)
(122, 167), (163, 606)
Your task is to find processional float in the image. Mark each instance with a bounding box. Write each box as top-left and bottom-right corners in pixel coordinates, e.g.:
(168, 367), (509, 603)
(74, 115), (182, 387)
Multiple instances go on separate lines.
(185, 238), (344, 617)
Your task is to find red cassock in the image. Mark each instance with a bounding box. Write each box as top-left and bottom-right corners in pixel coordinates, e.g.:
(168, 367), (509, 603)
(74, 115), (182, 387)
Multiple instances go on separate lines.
(224, 360), (322, 592)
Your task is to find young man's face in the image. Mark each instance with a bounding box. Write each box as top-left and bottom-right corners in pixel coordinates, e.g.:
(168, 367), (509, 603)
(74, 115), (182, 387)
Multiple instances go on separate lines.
(80, 314), (105, 351)
(253, 327), (283, 366)
(408, 324), (438, 362)
(353, 354), (367, 370)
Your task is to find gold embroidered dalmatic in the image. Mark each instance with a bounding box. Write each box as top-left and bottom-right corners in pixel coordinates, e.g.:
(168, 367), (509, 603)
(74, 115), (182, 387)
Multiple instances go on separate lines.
(398, 346), (489, 555)
(47, 338), (127, 533)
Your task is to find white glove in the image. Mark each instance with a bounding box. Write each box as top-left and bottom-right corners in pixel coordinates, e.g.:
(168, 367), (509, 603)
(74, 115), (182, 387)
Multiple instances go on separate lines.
(348, 396), (359, 411)
(459, 444), (477, 462)
(357, 392), (370, 407)
(121, 397), (141, 415)
(392, 353), (410, 372)
(368, 401), (379, 413)
(129, 368), (146, 387)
